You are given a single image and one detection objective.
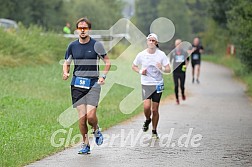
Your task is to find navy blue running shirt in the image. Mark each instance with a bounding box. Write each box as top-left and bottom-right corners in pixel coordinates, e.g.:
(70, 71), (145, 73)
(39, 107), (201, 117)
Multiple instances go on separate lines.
(65, 38), (107, 85)
(191, 44), (203, 62)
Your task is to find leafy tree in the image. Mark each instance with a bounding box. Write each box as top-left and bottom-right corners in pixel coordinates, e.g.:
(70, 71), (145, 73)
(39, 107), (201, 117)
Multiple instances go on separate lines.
(201, 19), (229, 54)
(135, 0), (159, 35)
(186, 0), (210, 34)
(0, 0), (66, 30)
(158, 0), (192, 40)
(67, 0), (123, 30)
(227, 0), (252, 71)
(208, 0), (236, 28)
(0, 0), (123, 30)
(209, 0), (252, 71)
(134, 0), (192, 51)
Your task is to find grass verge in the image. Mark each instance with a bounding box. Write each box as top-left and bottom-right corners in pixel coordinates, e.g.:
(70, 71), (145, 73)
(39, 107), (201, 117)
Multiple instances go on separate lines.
(202, 55), (252, 97)
(0, 25), (174, 166)
(0, 63), (173, 167)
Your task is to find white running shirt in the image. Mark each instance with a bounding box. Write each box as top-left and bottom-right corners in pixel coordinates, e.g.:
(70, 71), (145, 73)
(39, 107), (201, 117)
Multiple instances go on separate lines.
(133, 49), (169, 85)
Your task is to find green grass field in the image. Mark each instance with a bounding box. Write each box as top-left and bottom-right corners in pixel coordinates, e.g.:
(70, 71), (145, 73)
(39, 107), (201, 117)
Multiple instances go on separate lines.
(0, 25), (193, 167)
(0, 63), (173, 166)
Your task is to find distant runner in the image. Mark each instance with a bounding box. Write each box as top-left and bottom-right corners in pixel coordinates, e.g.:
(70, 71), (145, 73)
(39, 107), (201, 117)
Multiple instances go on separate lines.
(169, 39), (189, 105)
(191, 37), (204, 84)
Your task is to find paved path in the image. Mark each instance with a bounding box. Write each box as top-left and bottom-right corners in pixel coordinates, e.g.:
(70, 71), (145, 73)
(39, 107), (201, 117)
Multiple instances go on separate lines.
(27, 62), (252, 167)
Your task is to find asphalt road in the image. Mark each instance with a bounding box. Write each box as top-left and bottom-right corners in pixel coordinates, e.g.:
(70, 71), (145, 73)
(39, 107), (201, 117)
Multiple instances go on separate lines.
(27, 61), (252, 167)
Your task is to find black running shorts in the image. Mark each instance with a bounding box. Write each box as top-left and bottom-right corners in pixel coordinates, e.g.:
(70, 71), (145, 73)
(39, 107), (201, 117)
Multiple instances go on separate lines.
(71, 85), (101, 108)
(142, 85), (162, 103)
(191, 60), (200, 68)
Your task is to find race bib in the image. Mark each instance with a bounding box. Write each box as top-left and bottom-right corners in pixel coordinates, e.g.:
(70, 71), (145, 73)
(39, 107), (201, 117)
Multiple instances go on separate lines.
(175, 55), (185, 63)
(156, 83), (164, 93)
(192, 54), (199, 60)
(74, 77), (91, 89)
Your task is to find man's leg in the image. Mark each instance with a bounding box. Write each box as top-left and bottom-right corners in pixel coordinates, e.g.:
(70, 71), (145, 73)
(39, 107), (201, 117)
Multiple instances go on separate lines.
(76, 104), (89, 144)
(192, 64), (195, 83)
(151, 99), (160, 139)
(173, 74), (179, 101)
(195, 64), (200, 83)
(180, 73), (186, 100)
(86, 105), (98, 131)
(85, 84), (104, 146)
(71, 86), (91, 154)
(192, 67), (195, 81)
(151, 101), (160, 131)
(142, 99), (152, 132)
(86, 105), (103, 146)
(143, 99), (151, 120)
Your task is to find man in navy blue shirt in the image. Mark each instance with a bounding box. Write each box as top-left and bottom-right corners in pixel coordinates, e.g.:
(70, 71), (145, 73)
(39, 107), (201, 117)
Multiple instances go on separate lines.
(63, 17), (111, 154)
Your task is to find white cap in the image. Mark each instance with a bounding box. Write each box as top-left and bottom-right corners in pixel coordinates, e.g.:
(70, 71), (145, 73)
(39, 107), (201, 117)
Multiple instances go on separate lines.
(146, 33), (158, 42)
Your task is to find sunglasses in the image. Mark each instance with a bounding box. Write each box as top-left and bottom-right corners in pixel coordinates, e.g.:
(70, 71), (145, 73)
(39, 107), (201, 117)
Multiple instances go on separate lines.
(77, 27), (89, 31)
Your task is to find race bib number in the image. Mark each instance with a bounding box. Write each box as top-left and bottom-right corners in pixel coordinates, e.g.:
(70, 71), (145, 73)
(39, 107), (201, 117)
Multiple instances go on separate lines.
(74, 77), (91, 89)
(175, 55), (185, 63)
(192, 54), (199, 60)
(156, 83), (164, 93)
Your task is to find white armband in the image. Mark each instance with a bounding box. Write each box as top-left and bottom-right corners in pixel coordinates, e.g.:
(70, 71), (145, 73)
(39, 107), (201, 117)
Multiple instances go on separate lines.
(139, 69), (143, 75)
(161, 66), (165, 72)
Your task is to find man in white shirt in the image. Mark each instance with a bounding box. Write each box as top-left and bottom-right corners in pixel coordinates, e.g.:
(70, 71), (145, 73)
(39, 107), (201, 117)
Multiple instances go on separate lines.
(132, 33), (171, 138)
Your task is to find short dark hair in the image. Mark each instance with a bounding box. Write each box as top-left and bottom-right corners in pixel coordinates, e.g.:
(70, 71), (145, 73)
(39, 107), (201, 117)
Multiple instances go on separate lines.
(76, 17), (91, 29)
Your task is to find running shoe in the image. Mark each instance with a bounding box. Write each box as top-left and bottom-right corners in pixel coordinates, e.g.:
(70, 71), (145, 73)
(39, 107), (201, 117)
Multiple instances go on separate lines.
(152, 130), (159, 139)
(142, 119), (151, 132)
(182, 95), (186, 101)
(94, 128), (103, 146)
(78, 143), (90, 154)
(196, 79), (200, 84)
(176, 99), (180, 105)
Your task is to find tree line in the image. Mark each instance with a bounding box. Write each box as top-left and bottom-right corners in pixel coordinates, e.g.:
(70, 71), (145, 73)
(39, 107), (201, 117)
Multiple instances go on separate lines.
(135, 0), (209, 39)
(133, 0), (210, 51)
(134, 0), (252, 72)
(0, 0), (123, 31)
(0, 0), (251, 72)
(210, 0), (252, 72)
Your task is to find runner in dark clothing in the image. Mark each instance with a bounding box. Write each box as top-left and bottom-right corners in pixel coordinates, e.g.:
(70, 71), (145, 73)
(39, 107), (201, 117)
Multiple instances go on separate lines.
(170, 39), (189, 105)
(191, 37), (204, 84)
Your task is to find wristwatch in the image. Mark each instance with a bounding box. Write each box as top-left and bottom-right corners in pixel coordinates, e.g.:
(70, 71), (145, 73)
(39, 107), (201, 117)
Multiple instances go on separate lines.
(101, 74), (106, 79)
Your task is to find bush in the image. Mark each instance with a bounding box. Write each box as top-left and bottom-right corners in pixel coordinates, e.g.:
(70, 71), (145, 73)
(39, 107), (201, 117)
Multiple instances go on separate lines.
(0, 24), (71, 67)
(227, 0), (252, 72)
